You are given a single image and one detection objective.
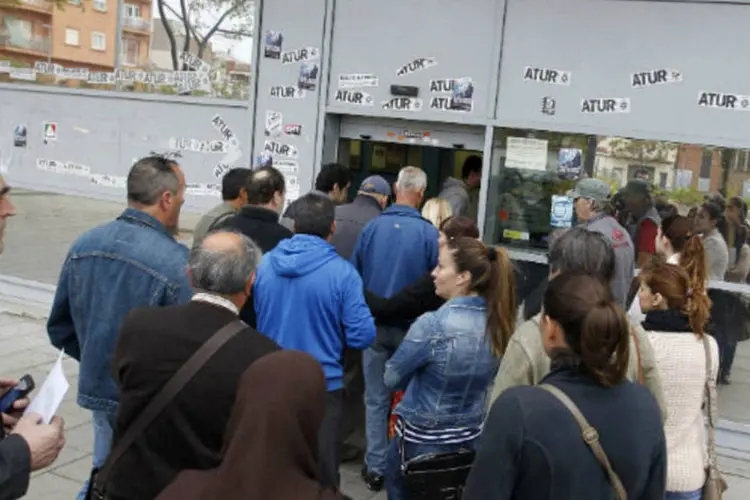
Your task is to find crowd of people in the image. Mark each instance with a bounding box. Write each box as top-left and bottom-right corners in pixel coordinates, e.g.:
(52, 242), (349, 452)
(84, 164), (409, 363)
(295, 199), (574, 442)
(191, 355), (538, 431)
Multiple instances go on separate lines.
(0, 153), (738, 500)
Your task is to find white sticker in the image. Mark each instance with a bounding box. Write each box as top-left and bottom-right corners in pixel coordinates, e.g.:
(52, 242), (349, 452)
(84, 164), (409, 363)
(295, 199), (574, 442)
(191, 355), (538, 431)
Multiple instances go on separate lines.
(381, 97), (423, 112)
(58, 67), (89, 81)
(333, 89), (374, 106)
(180, 52), (210, 72)
(697, 91), (750, 111)
(43, 122), (57, 141)
(523, 66), (571, 86)
(90, 174), (126, 188)
(284, 175), (299, 188)
(580, 98), (630, 114)
(281, 46), (320, 64)
(274, 159), (299, 175)
(428, 77), (472, 93)
(270, 85), (306, 99)
(36, 158), (91, 176)
(87, 71), (116, 85)
(211, 115), (240, 148)
(34, 62), (62, 74)
(631, 69), (682, 89)
(213, 163), (232, 179)
(505, 137), (549, 172)
(264, 140), (298, 159)
(186, 183), (221, 197)
(429, 96), (473, 113)
(169, 138), (228, 153)
(338, 73), (379, 88)
(265, 110), (283, 137)
(10, 68), (36, 81)
(396, 57), (437, 78)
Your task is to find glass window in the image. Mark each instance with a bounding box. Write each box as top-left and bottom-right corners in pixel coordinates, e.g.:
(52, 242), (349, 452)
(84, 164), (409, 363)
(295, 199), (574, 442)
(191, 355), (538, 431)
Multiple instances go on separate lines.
(93, 0), (106, 11)
(124, 4), (141, 18)
(122, 38), (139, 66)
(91, 32), (106, 51)
(64, 28), (79, 46)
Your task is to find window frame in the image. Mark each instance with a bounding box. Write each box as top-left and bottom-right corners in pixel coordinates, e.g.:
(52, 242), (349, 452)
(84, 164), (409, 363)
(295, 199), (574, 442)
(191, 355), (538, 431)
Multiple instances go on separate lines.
(64, 28), (79, 46)
(91, 31), (106, 51)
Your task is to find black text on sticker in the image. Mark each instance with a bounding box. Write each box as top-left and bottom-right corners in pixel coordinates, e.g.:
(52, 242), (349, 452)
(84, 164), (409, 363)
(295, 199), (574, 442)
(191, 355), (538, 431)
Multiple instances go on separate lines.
(334, 89), (374, 106)
(264, 140), (299, 159)
(523, 66), (571, 86)
(284, 124), (302, 135)
(580, 98), (630, 114)
(631, 69), (682, 88)
(697, 91), (750, 110)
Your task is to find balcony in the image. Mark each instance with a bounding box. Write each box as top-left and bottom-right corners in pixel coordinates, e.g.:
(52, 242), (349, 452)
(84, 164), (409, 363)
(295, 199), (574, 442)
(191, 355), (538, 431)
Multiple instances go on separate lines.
(123, 17), (151, 33)
(6, 0), (53, 14)
(0, 31), (50, 56)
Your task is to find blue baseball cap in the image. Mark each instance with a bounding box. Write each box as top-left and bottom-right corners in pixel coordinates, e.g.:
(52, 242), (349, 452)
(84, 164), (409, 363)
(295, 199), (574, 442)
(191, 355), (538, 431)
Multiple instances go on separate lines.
(359, 175), (391, 197)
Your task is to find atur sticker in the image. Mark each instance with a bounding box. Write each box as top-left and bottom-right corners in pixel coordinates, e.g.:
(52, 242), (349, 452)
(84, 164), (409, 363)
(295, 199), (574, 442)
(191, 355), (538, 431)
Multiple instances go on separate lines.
(428, 77), (471, 94)
(264, 140), (299, 160)
(381, 97), (423, 112)
(263, 31), (283, 59)
(270, 85), (306, 99)
(333, 89), (374, 106)
(281, 47), (320, 65)
(284, 124), (302, 136)
(396, 57), (437, 78)
(338, 74), (378, 88)
(523, 66), (571, 86)
(631, 69), (682, 89)
(298, 62), (319, 91)
(580, 98), (630, 114)
(541, 96), (556, 116)
(265, 110), (283, 137)
(697, 91), (750, 111)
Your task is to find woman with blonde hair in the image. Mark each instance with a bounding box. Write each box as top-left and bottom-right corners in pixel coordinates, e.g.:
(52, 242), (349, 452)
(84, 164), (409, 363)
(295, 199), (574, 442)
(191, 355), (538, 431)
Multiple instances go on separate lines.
(421, 198), (452, 228)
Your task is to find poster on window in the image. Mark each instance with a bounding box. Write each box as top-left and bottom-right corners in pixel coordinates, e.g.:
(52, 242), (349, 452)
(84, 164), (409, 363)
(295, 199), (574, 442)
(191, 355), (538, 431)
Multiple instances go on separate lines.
(557, 148), (582, 180)
(550, 195), (574, 229)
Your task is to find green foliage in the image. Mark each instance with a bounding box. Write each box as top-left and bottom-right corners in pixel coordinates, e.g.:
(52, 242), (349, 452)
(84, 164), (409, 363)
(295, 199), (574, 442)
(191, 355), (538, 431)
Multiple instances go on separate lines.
(608, 138), (676, 162)
(667, 188), (705, 206)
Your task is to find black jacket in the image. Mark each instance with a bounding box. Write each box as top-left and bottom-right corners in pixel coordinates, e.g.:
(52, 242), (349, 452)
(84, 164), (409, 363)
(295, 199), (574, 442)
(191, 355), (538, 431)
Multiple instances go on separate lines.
(464, 362), (666, 500)
(0, 432), (30, 500)
(365, 271), (443, 324)
(216, 205), (293, 326)
(106, 301), (279, 500)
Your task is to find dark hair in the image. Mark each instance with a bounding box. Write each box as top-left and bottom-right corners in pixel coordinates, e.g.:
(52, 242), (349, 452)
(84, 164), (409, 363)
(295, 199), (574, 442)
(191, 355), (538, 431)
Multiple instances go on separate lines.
(446, 238), (516, 357)
(729, 196), (748, 220)
(701, 201), (723, 222)
(548, 227), (615, 283)
(315, 163), (352, 193)
(543, 273), (630, 386)
(440, 216), (479, 240)
(127, 155), (180, 206)
(246, 166), (285, 205)
(293, 193), (335, 238)
(640, 259), (711, 336)
(660, 214), (708, 294)
(705, 193), (726, 211)
(461, 155), (482, 180)
(222, 168), (252, 201)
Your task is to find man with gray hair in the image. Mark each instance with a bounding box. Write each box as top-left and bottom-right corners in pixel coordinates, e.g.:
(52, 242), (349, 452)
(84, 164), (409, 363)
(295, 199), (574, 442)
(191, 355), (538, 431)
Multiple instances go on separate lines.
(351, 166), (439, 491)
(47, 155), (194, 500)
(489, 226), (666, 420)
(103, 231), (278, 500)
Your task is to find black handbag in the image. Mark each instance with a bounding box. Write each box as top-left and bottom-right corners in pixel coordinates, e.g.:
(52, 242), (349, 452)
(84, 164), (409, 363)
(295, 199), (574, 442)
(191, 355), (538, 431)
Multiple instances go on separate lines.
(399, 429), (476, 500)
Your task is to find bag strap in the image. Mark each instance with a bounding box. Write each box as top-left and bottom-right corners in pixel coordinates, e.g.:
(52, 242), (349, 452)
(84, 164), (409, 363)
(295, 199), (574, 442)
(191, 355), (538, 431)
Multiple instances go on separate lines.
(702, 335), (719, 472)
(540, 384), (627, 500)
(207, 211), (235, 233)
(94, 319), (247, 491)
(630, 328), (644, 384)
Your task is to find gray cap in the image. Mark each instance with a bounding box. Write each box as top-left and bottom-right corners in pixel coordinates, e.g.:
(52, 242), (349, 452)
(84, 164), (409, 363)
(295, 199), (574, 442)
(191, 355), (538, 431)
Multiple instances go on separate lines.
(566, 178), (611, 203)
(359, 175), (391, 197)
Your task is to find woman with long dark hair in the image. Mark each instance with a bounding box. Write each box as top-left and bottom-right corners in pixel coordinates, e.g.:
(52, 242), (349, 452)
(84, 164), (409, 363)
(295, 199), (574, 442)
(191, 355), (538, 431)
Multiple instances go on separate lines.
(382, 237), (517, 500)
(464, 274), (665, 500)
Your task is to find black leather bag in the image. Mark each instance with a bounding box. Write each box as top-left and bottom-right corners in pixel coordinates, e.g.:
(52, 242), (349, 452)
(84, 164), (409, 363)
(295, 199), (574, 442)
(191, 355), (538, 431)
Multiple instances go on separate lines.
(399, 433), (475, 500)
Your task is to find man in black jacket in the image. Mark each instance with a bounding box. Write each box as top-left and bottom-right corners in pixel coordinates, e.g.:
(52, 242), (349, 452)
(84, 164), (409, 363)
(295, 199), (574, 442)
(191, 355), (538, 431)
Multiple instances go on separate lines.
(280, 163), (352, 230)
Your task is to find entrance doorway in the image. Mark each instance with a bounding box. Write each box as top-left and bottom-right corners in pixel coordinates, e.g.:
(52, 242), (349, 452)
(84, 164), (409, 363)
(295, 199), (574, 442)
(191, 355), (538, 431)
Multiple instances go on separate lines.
(337, 138), (482, 201)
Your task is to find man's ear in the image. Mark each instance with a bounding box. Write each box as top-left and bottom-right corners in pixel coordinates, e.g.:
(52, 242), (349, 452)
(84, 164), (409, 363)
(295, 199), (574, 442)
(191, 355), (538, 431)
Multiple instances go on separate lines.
(330, 220), (337, 236)
(187, 267), (195, 288)
(245, 273), (256, 296)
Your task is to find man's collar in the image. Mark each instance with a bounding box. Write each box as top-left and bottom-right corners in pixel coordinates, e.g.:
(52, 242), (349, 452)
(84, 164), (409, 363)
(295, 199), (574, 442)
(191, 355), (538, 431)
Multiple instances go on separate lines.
(191, 292), (239, 315)
(118, 208), (173, 239)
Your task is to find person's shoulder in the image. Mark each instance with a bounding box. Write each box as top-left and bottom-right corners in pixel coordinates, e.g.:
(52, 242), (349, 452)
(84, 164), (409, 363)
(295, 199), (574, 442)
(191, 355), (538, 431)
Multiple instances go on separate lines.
(238, 325), (281, 354)
(121, 303), (189, 334)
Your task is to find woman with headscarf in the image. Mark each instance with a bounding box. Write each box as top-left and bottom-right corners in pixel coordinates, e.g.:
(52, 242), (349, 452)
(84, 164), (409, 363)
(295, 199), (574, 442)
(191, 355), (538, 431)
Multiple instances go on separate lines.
(155, 351), (350, 500)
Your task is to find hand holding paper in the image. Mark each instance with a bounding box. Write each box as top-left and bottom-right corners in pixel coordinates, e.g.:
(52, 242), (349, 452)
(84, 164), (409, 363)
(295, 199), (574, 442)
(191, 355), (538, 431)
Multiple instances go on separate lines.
(24, 350), (69, 424)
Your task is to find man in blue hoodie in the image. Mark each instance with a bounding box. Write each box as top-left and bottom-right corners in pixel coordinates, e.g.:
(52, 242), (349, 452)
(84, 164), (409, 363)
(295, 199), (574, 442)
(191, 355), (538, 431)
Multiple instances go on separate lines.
(253, 192), (376, 490)
(350, 166), (439, 491)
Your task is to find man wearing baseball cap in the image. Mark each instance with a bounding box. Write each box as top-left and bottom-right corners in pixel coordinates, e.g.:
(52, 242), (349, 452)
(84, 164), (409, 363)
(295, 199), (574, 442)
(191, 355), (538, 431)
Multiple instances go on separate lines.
(621, 178), (661, 267)
(567, 178), (634, 306)
(330, 175), (391, 463)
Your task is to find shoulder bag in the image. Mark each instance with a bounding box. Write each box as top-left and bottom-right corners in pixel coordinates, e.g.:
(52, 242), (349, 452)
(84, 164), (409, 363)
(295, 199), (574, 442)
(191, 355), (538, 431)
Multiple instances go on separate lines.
(702, 335), (728, 500)
(540, 384), (627, 500)
(85, 319), (247, 500)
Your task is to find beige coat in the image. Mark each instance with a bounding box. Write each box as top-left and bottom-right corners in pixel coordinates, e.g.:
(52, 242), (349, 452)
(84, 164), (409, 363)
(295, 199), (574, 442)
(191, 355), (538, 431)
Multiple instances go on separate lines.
(489, 314), (667, 422)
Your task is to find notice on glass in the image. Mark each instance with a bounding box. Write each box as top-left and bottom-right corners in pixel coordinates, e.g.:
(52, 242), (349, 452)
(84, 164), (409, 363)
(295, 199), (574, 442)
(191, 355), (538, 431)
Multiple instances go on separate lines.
(24, 350), (69, 424)
(550, 195), (574, 229)
(505, 137), (548, 172)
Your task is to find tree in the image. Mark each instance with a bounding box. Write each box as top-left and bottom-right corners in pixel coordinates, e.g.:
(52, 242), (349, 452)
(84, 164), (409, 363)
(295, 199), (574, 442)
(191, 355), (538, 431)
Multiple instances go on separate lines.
(606, 138), (676, 164)
(158, 0), (254, 70)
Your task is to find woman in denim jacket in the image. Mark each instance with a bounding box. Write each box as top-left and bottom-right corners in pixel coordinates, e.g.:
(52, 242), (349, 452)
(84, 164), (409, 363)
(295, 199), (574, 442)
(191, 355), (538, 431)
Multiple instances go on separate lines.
(382, 237), (517, 500)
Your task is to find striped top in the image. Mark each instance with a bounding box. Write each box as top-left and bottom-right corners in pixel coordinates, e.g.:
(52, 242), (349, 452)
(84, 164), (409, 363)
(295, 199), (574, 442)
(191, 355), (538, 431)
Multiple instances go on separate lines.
(396, 418), (482, 445)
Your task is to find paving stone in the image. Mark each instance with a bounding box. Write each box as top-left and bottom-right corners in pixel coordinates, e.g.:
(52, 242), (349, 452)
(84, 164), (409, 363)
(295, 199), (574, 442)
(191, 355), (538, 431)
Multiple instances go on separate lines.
(51, 455), (94, 483)
(23, 471), (81, 500)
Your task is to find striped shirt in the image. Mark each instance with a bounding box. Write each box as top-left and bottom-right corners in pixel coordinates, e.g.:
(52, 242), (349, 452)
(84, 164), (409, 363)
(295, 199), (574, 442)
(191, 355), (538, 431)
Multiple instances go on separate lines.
(396, 418), (482, 445)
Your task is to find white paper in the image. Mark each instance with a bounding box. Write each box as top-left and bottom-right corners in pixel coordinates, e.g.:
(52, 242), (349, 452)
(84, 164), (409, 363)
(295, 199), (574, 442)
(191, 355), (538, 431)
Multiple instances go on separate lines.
(505, 137), (548, 172)
(25, 350), (69, 424)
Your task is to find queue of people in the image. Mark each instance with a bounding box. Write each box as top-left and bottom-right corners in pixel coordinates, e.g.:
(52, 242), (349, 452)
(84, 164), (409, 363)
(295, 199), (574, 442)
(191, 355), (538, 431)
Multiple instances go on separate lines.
(0, 153), (733, 500)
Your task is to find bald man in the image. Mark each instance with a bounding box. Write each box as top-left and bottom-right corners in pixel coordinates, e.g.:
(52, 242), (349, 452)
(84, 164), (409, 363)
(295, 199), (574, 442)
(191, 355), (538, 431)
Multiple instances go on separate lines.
(104, 231), (279, 500)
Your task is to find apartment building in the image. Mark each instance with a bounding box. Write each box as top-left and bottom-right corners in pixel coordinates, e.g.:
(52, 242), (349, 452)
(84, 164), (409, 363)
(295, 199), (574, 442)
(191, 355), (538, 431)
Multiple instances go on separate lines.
(0, 0), (151, 71)
(675, 145), (750, 196)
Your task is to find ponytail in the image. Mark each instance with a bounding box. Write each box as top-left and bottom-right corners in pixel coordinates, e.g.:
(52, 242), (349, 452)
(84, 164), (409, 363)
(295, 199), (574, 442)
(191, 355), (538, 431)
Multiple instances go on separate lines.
(680, 235), (711, 335)
(580, 301), (630, 386)
(485, 247), (517, 357)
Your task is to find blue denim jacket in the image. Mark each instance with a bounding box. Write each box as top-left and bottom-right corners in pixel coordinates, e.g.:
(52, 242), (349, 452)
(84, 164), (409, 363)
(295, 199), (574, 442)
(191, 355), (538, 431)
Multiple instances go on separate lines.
(384, 296), (499, 429)
(47, 208), (193, 414)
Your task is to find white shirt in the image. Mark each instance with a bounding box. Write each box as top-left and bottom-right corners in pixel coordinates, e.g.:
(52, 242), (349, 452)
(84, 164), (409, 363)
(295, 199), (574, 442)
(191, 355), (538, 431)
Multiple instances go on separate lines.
(191, 292), (239, 315)
(628, 253), (680, 323)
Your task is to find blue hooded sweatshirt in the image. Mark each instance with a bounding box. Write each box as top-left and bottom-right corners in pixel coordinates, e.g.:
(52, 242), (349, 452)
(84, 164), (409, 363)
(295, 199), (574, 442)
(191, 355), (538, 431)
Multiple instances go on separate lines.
(253, 234), (376, 391)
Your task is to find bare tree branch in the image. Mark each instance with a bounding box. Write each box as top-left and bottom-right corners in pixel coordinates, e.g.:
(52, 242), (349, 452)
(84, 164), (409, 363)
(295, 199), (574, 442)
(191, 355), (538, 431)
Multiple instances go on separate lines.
(156, 0), (179, 69)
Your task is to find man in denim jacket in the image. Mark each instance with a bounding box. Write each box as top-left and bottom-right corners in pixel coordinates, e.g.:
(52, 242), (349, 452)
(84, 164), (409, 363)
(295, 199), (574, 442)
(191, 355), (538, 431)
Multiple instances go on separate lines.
(47, 156), (193, 500)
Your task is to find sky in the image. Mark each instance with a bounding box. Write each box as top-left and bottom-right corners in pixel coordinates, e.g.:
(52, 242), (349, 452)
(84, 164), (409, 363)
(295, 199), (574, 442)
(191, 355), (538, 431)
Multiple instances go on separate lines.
(152, 0), (254, 63)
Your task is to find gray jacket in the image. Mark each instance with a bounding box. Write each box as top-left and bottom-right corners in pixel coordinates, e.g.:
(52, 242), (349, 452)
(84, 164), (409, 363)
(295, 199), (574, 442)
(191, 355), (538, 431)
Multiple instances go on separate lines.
(191, 201), (237, 250)
(584, 213), (635, 307)
(703, 229), (729, 281)
(439, 177), (470, 217)
(331, 195), (383, 260)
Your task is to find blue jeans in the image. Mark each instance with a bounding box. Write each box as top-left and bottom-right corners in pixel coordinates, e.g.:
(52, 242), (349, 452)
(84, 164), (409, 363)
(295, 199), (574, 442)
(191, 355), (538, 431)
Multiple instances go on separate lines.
(363, 344), (394, 475)
(665, 490), (702, 500)
(77, 410), (117, 500)
(385, 436), (479, 500)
